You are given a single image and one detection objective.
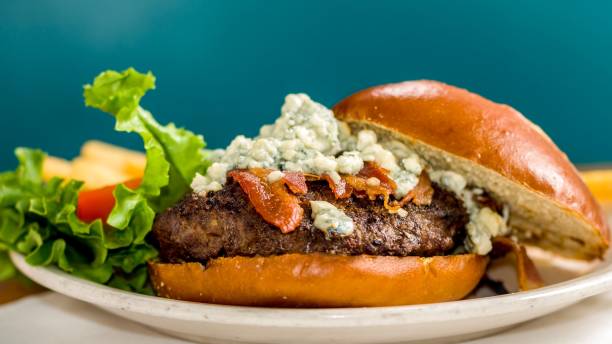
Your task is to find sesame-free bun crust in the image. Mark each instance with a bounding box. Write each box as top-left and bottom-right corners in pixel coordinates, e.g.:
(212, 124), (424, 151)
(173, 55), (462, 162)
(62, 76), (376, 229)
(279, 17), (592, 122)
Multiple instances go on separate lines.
(333, 80), (608, 259)
(149, 253), (487, 307)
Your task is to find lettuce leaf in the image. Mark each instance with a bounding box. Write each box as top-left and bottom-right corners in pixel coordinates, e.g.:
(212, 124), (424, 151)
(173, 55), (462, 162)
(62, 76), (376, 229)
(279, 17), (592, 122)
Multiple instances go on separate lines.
(0, 250), (16, 281)
(0, 68), (207, 293)
(84, 68), (208, 212)
(0, 148), (113, 284)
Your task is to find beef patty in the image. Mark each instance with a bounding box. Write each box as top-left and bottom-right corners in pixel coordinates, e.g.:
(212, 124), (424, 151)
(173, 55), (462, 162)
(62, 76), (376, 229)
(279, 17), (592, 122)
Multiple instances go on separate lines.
(153, 179), (469, 263)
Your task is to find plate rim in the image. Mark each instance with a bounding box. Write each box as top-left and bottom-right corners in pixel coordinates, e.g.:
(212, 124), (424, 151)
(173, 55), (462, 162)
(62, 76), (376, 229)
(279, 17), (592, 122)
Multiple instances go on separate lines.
(11, 251), (612, 328)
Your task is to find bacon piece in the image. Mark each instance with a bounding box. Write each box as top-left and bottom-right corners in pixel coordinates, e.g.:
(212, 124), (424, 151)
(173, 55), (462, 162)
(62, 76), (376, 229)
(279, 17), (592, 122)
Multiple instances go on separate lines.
(344, 175), (390, 201)
(282, 171), (308, 195)
(228, 170), (304, 234)
(491, 237), (544, 291)
(322, 174), (352, 199)
(245, 168), (270, 180)
(343, 162), (435, 211)
(394, 172), (434, 207)
(344, 162), (396, 202)
(245, 168), (307, 195)
(303, 173), (322, 181)
(410, 173), (434, 205)
(357, 162), (397, 192)
(303, 172), (353, 199)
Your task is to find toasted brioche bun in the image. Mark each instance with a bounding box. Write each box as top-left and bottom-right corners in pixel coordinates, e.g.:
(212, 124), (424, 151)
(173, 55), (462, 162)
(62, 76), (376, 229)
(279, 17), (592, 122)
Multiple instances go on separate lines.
(149, 253), (488, 307)
(333, 80), (608, 260)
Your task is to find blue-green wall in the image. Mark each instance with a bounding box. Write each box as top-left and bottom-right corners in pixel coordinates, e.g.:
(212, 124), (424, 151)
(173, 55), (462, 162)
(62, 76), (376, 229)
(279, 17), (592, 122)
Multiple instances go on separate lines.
(1, 1), (611, 169)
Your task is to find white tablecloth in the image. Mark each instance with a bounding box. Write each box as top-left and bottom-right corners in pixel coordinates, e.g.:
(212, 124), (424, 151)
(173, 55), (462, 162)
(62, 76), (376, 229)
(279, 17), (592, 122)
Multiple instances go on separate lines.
(2, 292), (612, 343)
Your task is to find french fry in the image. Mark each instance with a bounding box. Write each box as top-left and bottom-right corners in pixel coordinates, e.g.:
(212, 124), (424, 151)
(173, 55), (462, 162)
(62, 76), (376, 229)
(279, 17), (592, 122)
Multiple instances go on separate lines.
(42, 156), (73, 181)
(41, 140), (146, 190)
(71, 157), (132, 190)
(80, 140), (146, 178)
(123, 160), (147, 179)
(581, 170), (612, 204)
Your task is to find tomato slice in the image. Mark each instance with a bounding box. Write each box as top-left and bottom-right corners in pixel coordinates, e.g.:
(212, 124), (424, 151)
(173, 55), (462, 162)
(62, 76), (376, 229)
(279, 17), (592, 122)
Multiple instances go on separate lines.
(76, 178), (141, 223)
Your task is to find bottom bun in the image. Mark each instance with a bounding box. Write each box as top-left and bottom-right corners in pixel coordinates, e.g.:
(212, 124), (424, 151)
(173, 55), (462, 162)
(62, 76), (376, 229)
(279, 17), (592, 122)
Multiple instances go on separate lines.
(149, 253), (488, 307)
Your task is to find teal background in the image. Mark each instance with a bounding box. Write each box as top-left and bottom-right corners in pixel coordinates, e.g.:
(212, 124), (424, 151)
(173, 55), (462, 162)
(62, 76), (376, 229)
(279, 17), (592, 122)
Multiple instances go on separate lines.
(1, 1), (611, 169)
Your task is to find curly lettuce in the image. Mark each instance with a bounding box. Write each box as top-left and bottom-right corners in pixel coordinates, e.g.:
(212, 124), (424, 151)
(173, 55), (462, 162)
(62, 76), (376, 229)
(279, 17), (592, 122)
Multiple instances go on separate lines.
(0, 68), (208, 293)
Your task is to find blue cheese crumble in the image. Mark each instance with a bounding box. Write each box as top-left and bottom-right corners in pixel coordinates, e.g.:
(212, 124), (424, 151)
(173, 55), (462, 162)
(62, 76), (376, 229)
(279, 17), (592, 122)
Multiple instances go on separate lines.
(266, 170), (285, 183)
(191, 93), (424, 199)
(309, 201), (354, 236)
(429, 171), (510, 255)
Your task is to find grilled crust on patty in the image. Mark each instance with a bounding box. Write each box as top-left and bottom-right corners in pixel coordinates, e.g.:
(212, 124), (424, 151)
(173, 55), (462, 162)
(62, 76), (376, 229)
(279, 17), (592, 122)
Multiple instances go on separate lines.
(152, 179), (469, 263)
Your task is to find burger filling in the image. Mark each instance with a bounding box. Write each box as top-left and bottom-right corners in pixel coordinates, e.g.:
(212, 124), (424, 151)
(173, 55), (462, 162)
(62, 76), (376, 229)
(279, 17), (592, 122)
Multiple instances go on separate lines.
(154, 177), (476, 262)
(153, 94), (512, 263)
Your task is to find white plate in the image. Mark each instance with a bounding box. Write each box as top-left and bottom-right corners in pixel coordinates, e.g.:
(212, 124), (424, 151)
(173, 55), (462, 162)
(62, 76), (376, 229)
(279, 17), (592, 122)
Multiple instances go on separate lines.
(11, 250), (612, 344)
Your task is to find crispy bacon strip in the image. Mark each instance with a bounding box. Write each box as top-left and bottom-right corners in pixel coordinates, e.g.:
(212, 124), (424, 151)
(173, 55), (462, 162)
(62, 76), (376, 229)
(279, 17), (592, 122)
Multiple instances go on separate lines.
(228, 169), (304, 234)
(313, 164), (396, 201)
(322, 174), (352, 199)
(343, 162), (396, 203)
(492, 237), (544, 291)
(409, 172), (434, 206)
(342, 162), (435, 211)
(245, 168), (307, 195)
(244, 168), (274, 180)
(303, 173), (322, 181)
(281, 171), (308, 195)
(357, 162), (397, 191)
(344, 175), (390, 201)
(394, 172), (434, 207)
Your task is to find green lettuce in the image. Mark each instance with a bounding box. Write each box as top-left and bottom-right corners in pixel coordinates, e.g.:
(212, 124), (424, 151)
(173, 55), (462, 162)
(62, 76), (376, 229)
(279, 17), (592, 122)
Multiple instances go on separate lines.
(0, 250), (16, 281)
(0, 68), (208, 293)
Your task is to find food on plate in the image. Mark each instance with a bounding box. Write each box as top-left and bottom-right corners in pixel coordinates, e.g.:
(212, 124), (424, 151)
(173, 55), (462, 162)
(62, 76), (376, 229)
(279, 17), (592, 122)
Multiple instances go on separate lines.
(41, 156), (73, 181)
(42, 140), (146, 190)
(0, 68), (208, 293)
(582, 169), (612, 204)
(0, 69), (607, 307)
(149, 81), (608, 306)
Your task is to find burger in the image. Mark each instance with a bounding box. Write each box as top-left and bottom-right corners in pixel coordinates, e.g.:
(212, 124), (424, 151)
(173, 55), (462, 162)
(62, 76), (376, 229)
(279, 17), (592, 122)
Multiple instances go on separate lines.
(147, 81), (608, 307)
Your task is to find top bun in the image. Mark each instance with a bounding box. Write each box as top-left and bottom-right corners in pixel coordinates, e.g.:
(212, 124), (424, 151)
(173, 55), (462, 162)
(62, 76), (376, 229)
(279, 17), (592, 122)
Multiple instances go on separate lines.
(333, 80), (608, 260)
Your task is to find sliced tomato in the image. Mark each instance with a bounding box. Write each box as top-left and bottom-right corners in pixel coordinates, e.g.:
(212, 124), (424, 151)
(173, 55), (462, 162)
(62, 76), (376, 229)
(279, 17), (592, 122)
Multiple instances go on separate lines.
(76, 178), (141, 223)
